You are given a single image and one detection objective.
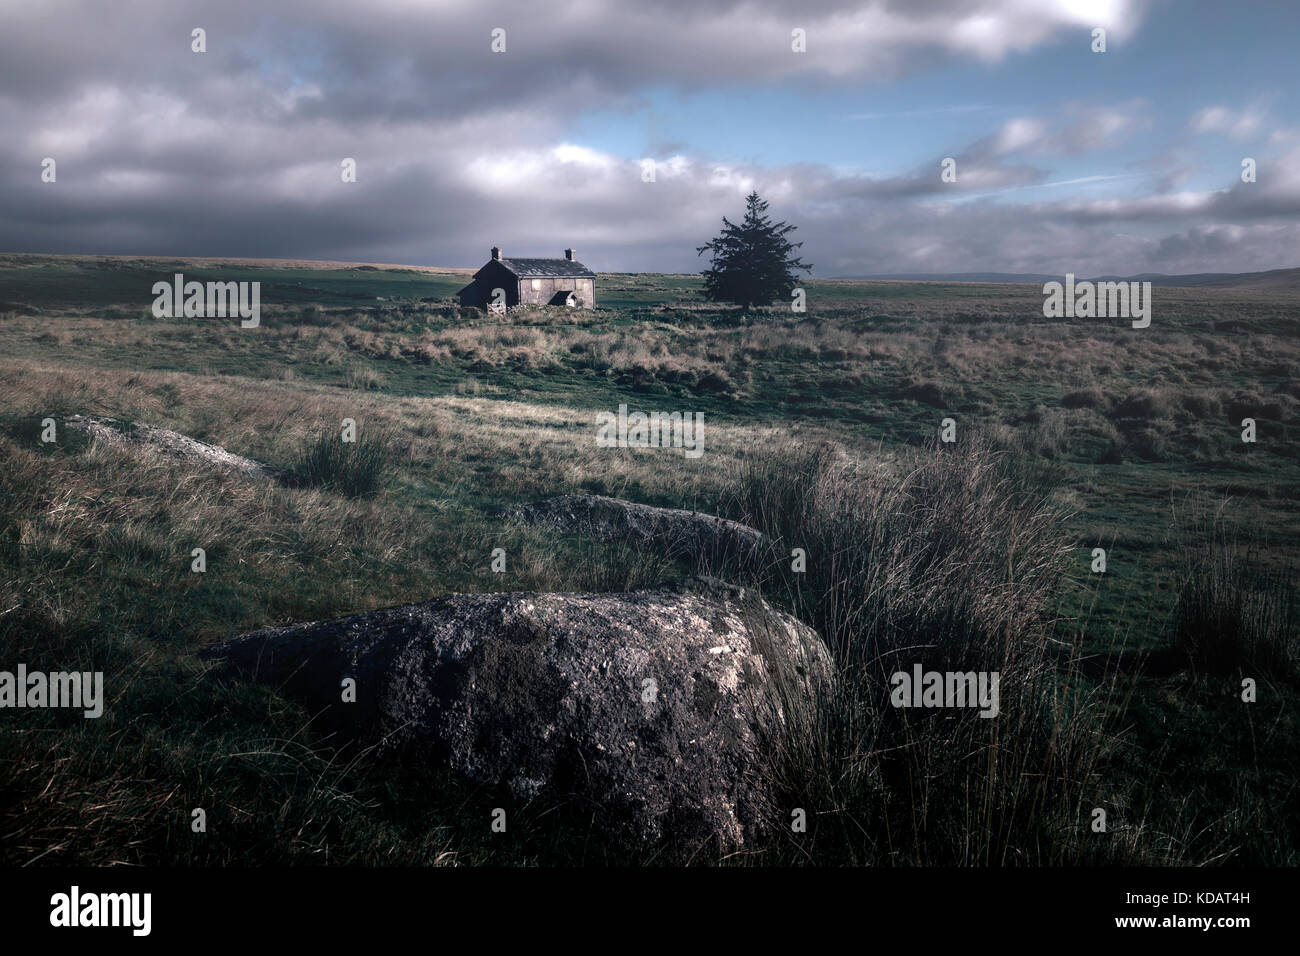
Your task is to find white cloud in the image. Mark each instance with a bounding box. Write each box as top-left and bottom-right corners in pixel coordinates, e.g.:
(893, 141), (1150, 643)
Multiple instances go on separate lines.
(994, 118), (1048, 154)
(1191, 104), (1268, 140)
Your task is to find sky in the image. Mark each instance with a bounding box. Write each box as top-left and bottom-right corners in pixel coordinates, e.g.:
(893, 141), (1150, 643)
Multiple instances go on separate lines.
(1, 0), (1297, 275)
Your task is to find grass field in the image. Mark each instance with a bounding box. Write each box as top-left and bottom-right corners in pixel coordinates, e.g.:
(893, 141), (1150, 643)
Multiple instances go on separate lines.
(0, 253), (1296, 865)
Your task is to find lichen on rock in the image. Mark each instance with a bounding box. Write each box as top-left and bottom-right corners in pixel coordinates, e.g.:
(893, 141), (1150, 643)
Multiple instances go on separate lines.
(201, 578), (833, 850)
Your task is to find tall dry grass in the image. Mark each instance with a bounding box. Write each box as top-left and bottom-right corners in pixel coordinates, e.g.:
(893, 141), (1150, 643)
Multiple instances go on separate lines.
(728, 435), (1129, 864)
(1169, 508), (1297, 682)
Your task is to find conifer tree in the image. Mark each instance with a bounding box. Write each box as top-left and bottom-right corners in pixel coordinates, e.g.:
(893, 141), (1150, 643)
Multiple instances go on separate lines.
(696, 192), (812, 310)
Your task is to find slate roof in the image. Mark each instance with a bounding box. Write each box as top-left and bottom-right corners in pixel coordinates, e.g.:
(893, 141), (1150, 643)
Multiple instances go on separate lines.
(489, 257), (595, 278)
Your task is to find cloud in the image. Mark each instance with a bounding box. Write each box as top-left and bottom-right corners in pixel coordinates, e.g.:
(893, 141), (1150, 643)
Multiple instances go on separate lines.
(0, 0), (1150, 118)
(5, 123), (1295, 277)
(1191, 104), (1268, 140)
(3, 0), (1295, 278)
(976, 103), (1147, 159)
(993, 118), (1049, 154)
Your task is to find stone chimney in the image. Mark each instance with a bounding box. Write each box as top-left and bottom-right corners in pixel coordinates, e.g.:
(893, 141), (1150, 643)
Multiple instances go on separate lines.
(491, 246), (501, 260)
(564, 248), (575, 261)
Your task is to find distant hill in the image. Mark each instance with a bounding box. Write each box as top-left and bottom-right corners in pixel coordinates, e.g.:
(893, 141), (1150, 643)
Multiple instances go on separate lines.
(1088, 267), (1300, 291)
(831, 272), (1062, 284)
(834, 267), (1300, 291)
(0, 253), (471, 308)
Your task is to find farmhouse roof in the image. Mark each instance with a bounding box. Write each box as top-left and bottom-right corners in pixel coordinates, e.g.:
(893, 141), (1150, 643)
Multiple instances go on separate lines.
(489, 257), (596, 278)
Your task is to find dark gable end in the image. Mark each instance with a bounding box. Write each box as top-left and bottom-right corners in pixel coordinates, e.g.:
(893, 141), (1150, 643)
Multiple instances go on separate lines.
(470, 258), (518, 283)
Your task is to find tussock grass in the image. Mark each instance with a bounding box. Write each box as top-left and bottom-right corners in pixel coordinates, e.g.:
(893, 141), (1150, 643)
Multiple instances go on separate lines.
(1170, 512), (1298, 682)
(729, 435), (1068, 663)
(731, 435), (1127, 864)
(294, 427), (397, 498)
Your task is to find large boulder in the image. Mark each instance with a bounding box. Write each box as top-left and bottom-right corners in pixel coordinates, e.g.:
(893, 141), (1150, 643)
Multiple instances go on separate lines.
(201, 578), (832, 850)
(508, 494), (765, 566)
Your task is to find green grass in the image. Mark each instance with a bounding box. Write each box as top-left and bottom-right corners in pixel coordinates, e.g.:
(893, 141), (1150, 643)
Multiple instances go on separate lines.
(0, 254), (1295, 865)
